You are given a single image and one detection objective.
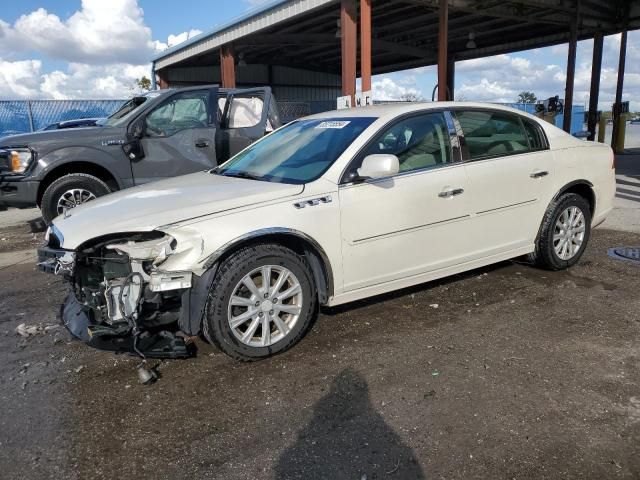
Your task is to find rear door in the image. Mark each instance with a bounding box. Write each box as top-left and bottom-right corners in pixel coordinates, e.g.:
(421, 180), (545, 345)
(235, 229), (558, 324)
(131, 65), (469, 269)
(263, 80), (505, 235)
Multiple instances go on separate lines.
(455, 109), (554, 257)
(133, 87), (218, 183)
(217, 87), (275, 163)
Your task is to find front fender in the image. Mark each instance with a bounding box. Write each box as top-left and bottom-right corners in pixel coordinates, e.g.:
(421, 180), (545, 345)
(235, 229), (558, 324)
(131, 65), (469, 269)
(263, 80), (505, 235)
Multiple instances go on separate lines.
(35, 146), (129, 187)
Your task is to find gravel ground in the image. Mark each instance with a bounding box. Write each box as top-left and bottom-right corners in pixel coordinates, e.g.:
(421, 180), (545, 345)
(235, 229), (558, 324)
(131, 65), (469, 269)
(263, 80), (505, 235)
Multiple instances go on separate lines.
(0, 225), (638, 480)
(0, 158), (638, 479)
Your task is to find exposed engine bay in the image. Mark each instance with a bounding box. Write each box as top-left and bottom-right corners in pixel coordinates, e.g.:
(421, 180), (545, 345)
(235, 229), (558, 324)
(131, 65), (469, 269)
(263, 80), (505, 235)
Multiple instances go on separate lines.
(38, 231), (201, 359)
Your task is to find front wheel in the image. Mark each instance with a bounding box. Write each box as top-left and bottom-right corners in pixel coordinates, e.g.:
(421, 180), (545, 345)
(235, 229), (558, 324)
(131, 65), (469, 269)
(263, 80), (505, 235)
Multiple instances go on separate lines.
(41, 173), (111, 224)
(203, 244), (317, 361)
(529, 193), (592, 270)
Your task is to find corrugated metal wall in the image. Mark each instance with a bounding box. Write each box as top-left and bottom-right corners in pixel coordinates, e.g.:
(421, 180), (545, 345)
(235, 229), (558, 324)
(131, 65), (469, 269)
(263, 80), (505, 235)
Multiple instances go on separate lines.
(165, 64), (342, 103)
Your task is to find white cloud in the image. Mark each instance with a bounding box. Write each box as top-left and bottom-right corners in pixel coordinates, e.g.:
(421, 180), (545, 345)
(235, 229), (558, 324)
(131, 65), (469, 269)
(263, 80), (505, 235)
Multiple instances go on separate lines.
(372, 77), (422, 101)
(153, 29), (203, 52)
(0, 1), (207, 99)
(0, 1), (155, 65)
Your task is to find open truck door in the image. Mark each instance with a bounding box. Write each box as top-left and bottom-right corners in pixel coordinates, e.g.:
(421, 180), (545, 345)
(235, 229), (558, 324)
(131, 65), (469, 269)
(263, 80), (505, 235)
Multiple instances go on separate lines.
(217, 87), (280, 163)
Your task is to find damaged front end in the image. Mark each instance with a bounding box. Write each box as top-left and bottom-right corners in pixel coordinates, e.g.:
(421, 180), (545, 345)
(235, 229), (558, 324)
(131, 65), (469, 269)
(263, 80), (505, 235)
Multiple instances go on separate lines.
(38, 228), (207, 359)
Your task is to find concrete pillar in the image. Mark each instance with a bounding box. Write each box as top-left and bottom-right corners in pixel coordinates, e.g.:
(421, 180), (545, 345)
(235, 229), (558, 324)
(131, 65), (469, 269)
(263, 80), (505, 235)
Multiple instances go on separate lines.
(587, 33), (603, 141)
(360, 0), (372, 93)
(220, 44), (236, 89)
(341, 0), (357, 102)
(437, 0), (448, 101)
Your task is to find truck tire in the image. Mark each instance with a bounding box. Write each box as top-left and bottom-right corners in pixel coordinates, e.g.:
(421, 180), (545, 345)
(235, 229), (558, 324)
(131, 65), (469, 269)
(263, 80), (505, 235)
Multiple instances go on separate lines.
(41, 173), (111, 224)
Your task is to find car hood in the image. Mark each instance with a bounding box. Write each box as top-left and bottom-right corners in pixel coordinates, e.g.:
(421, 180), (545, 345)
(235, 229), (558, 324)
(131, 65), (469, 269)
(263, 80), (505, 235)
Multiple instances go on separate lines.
(0, 126), (128, 158)
(54, 171), (304, 249)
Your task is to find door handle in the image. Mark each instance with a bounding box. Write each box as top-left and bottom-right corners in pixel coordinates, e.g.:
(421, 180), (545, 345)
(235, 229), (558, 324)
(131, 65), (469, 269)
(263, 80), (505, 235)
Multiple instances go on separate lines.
(530, 170), (549, 178)
(438, 187), (464, 198)
(195, 141), (210, 148)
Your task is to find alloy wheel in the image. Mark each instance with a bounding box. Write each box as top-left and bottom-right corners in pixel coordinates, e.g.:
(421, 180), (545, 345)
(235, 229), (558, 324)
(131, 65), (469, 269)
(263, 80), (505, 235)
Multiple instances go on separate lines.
(56, 188), (96, 215)
(227, 265), (303, 347)
(553, 206), (586, 260)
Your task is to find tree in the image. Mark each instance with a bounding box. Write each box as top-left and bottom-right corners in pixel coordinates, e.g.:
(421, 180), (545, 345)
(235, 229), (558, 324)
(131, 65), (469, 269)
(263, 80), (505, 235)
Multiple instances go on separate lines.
(136, 76), (152, 91)
(517, 91), (537, 104)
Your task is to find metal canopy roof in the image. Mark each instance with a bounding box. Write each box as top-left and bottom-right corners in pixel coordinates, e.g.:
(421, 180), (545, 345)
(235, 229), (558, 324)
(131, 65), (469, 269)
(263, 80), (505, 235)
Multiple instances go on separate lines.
(154, 0), (640, 74)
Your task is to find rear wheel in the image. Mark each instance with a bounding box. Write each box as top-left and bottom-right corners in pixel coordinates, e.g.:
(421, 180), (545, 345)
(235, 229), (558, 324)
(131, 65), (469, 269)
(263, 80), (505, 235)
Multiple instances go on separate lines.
(41, 173), (111, 223)
(203, 244), (317, 361)
(528, 193), (591, 270)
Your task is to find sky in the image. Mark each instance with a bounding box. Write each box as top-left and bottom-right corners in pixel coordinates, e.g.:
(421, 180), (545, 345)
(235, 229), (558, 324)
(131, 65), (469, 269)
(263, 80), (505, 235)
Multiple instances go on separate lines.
(0, 0), (638, 110)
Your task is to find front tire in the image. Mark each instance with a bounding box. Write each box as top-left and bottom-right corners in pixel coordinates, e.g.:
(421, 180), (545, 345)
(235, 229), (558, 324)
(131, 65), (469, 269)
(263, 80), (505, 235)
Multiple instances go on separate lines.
(41, 173), (111, 224)
(529, 193), (592, 270)
(203, 244), (317, 361)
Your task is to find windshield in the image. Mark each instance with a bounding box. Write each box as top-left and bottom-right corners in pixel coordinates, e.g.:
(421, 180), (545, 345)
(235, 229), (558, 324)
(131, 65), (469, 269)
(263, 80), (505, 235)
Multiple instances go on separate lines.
(102, 91), (164, 127)
(216, 117), (376, 184)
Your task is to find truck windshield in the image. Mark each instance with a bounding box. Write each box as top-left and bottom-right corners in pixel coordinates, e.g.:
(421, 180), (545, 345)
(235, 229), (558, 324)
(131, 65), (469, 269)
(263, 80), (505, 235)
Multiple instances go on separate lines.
(102, 91), (164, 127)
(216, 117), (376, 184)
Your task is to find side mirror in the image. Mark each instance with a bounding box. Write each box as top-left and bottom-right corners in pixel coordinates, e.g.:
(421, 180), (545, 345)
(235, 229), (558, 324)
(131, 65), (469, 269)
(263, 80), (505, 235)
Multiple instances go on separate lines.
(132, 123), (144, 138)
(357, 154), (399, 180)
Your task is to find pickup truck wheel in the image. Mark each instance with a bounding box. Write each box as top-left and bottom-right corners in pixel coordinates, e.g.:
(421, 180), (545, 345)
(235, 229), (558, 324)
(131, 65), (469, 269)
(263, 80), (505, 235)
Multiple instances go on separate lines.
(41, 173), (111, 224)
(203, 244), (317, 361)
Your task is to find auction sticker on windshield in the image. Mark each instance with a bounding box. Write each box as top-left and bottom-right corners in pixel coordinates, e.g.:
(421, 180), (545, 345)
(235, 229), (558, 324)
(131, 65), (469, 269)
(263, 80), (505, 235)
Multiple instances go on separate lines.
(316, 121), (351, 129)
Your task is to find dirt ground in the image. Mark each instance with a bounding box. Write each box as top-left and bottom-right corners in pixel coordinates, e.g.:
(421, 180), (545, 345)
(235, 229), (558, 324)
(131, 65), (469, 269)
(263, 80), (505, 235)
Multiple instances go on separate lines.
(0, 219), (638, 480)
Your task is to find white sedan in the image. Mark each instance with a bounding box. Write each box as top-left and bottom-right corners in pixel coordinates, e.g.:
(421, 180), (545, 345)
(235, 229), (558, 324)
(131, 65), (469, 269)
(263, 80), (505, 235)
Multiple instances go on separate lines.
(38, 102), (616, 361)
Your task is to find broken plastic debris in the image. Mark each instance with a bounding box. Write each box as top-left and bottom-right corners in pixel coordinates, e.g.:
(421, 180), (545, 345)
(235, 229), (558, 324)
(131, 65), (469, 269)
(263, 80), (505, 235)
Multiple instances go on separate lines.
(429, 304), (439, 309)
(15, 323), (59, 337)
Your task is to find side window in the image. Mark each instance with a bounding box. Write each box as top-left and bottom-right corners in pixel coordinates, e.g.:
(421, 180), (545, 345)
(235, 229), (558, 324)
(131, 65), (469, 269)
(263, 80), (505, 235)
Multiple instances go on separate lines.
(145, 91), (209, 137)
(362, 112), (452, 174)
(226, 94), (265, 129)
(522, 120), (546, 151)
(456, 110), (530, 160)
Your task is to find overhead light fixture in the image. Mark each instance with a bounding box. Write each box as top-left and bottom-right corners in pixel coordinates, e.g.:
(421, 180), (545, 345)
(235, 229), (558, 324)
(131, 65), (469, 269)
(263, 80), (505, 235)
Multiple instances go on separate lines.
(237, 52), (247, 67)
(466, 32), (477, 49)
(335, 18), (341, 38)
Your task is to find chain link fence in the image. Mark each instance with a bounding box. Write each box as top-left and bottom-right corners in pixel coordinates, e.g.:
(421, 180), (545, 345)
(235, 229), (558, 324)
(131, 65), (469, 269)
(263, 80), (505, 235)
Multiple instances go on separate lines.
(0, 100), (126, 137)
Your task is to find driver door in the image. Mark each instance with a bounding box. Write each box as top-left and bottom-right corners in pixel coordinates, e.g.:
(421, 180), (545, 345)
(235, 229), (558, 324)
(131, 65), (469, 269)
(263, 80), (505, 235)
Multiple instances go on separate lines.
(134, 88), (218, 184)
(339, 111), (473, 292)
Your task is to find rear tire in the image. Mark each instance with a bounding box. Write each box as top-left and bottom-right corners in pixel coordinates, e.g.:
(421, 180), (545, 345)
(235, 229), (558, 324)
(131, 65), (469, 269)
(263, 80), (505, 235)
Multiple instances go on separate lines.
(41, 173), (111, 224)
(528, 193), (591, 270)
(203, 243), (317, 361)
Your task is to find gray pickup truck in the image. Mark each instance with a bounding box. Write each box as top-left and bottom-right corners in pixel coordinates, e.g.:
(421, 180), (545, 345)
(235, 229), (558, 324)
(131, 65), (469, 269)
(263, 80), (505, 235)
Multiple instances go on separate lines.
(0, 85), (280, 223)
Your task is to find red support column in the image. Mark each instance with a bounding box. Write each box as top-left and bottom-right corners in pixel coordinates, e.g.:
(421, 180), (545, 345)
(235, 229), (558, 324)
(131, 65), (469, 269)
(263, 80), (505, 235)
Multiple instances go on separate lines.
(360, 0), (372, 93)
(341, 0), (357, 103)
(157, 70), (169, 89)
(437, 0), (448, 101)
(220, 44), (236, 89)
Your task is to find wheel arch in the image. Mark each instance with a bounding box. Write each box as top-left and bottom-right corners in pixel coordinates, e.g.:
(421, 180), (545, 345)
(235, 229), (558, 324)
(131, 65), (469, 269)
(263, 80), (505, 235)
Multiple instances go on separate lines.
(36, 161), (120, 206)
(553, 179), (595, 215)
(204, 228), (334, 305)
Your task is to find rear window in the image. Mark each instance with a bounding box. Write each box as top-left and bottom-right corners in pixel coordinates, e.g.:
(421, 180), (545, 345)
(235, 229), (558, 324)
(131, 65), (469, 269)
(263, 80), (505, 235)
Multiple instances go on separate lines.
(522, 120), (546, 150)
(456, 110), (530, 160)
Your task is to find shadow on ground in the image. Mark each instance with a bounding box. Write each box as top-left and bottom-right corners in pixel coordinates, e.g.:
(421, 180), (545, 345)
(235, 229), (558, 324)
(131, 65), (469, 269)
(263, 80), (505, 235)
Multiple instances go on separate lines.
(275, 368), (425, 480)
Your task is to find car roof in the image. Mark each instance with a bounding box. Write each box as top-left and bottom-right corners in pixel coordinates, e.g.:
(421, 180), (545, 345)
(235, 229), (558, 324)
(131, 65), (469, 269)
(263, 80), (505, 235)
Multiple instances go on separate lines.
(305, 101), (541, 122)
